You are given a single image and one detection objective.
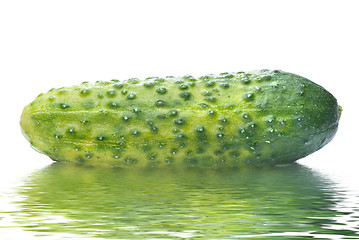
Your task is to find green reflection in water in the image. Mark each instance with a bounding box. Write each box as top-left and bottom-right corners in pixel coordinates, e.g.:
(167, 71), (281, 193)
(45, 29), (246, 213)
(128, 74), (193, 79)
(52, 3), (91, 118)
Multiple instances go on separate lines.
(12, 163), (359, 239)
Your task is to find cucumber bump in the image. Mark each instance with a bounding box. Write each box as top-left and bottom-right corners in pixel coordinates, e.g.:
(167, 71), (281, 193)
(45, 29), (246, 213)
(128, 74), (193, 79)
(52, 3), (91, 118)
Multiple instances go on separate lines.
(20, 70), (341, 168)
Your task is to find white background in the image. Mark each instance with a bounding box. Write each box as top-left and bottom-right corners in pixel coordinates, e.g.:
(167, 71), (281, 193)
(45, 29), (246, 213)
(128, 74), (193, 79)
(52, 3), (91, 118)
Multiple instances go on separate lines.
(0, 0), (358, 185)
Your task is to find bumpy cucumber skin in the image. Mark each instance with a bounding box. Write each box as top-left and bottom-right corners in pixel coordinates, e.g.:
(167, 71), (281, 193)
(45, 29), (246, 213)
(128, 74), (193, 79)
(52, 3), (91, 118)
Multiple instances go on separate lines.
(20, 70), (340, 168)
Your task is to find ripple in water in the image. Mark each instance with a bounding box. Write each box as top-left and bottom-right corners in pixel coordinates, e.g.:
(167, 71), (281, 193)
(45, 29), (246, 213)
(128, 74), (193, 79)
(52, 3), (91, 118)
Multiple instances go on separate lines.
(2, 163), (359, 239)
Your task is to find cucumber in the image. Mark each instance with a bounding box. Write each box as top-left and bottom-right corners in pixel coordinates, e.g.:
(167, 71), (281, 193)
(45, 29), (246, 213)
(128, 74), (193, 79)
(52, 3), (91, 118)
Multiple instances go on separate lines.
(20, 70), (341, 168)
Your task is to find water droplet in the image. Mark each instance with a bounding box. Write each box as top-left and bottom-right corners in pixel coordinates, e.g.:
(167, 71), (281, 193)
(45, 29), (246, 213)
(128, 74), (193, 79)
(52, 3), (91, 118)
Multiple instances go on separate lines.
(155, 100), (166, 107)
(242, 113), (251, 120)
(264, 115), (275, 124)
(112, 154), (120, 159)
(148, 155), (156, 160)
(121, 89), (128, 95)
(127, 78), (140, 84)
(206, 96), (217, 102)
(278, 118), (286, 126)
(68, 128), (75, 134)
(81, 118), (88, 124)
(220, 83), (230, 89)
(208, 109), (216, 116)
(243, 92), (254, 101)
(247, 122), (257, 132)
(122, 115), (131, 121)
(151, 126), (158, 133)
(165, 158), (173, 163)
(216, 133), (224, 138)
(196, 125), (205, 133)
(131, 129), (140, 136)
(127, 93), (136, 100)
(297, 116), (304, 125)
(183, 74), (195, 80)
(156, 87), (167, 94)
(169, 109), (178, 117)
(114, 83), (123, 89)
(175, 133), (187, 140)
(179, 84), (188, 90)
(49, 96), (55, 101)
(97, 134), (105, 141)
(303, 139), (310, 145)
(199, 103), (209, 108)
(80, 89), (91, 95)
(225, 73), (235, 78)
(174, 118), (186, 125)
(107, 89), (116, 97)
(238, 126), (246, 134)
(202, 91), (212, 96)
(143, 82), (154, 88)
(206, 81), (215, 87)
(60, 103), (70, 109)
(95, 80), (106, 85)
(241, 77), (250, 84)
(109, 101), (120, 108)
(266, 127), (275, 134)
(219, 117), (228, 124)
(132, 107), (140, 114)
(180, 91), (191, 100)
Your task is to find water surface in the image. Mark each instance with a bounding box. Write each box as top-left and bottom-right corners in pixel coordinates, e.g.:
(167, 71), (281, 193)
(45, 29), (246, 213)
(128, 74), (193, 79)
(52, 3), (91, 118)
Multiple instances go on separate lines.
(1, 163), (359, 239)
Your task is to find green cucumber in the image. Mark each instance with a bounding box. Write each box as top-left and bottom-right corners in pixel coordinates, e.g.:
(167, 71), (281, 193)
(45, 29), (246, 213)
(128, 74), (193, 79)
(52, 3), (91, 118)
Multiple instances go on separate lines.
(20, 70), (341, 168)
